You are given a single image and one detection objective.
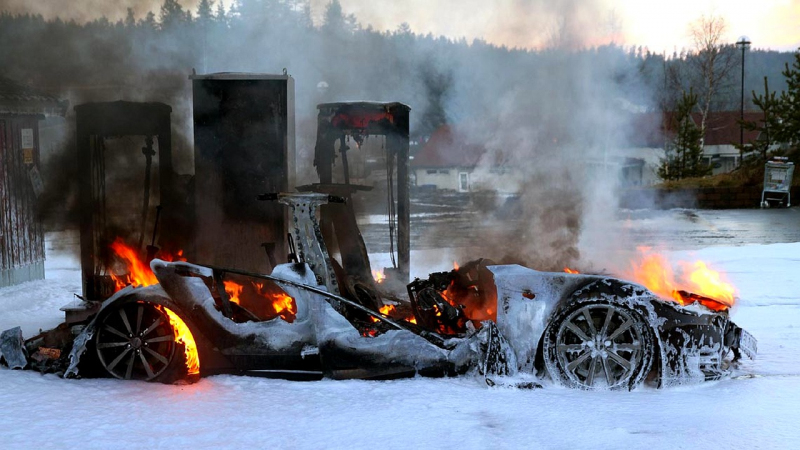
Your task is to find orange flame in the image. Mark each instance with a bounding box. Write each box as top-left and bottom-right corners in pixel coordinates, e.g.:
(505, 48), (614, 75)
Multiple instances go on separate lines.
(372, 269), (386, 284)
(106, 240), (198, 376)
(369, 303), (417, 324)
(109, 238), (186, 291)
(626, 247), (735, 310)
(161, 250), (186, 262)
(158, 305), (200, 376)
(453, 261), (460, 270)
(564, 267), (579, 274)
(223, 280), (243, 305)
(252, 281), (297, 322)
(370, 304), (396, 323)
(109, 238), (158, 290)
(271, 292), (297, 318)
(222, 279), (297, 322)
(440, 280), (458, 306)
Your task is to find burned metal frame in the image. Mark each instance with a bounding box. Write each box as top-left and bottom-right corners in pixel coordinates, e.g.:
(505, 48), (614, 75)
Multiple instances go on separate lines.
(313, 102), (411, 283)
(75, 101), (174, 301)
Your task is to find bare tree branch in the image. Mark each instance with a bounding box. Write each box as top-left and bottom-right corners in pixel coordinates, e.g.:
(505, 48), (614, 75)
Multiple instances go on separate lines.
(686, 14), (739, 143)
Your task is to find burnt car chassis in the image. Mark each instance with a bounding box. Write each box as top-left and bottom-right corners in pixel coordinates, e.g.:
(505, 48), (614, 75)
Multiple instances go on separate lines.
(0, 193), (756, 390)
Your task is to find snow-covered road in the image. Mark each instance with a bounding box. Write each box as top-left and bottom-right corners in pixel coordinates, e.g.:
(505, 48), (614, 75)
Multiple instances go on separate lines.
(1, 233), (799, 449)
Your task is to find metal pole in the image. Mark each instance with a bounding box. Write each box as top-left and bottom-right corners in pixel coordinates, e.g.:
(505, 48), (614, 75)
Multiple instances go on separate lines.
(740, 44), (745, 149)
(736, 37), (750, 165)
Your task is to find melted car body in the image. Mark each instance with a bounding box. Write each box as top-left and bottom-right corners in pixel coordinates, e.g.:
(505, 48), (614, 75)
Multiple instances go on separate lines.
(1, 193), (755, 389)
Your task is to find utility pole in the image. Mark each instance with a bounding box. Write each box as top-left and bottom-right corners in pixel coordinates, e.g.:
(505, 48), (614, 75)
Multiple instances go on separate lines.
(736, 36), (751, 165)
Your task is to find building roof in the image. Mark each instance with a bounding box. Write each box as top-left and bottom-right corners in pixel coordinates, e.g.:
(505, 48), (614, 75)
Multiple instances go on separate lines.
(627, 110), (764, 148)
(416, 110), (768, 169)
(411, 125), (487, 168)
(317, 101), (410, 111)
(189, 71), (292, 81)
(0, 75), (68, 117)
(702, 111), (763, 146)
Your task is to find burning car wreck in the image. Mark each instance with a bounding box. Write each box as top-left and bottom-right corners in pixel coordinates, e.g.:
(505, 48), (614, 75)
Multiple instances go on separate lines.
(0, 75), (755, 390)
(0, 192), (756, 390)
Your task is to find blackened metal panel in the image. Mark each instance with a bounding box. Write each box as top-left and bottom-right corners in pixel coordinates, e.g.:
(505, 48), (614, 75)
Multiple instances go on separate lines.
(389, 105), (411, 282)
(0, 119), (7, 271)
(191, 74), (293, 273)
(74, 101), (174, 299)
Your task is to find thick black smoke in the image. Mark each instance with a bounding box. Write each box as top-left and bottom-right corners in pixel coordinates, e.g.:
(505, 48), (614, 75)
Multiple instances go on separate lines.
(0, 1), (659, 271)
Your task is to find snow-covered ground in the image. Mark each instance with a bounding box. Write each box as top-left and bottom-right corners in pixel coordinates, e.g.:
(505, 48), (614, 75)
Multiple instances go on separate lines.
(1, 230), (799, 449)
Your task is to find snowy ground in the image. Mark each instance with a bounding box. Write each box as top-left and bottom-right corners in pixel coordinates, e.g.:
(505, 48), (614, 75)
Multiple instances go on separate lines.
(2, 227), (800, 449)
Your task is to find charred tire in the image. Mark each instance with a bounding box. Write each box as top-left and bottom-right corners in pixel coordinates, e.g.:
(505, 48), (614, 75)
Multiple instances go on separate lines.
(543, 301), (655, 390)
(94, 301), (186, 383)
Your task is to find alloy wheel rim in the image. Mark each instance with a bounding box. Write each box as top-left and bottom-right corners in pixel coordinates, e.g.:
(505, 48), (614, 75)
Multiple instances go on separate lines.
(95, 302), (176, 381)
(555, 304), (644, 389)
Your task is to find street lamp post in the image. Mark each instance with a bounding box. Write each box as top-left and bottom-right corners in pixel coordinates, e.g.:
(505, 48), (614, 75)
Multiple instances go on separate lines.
(736, 36), (751, 165)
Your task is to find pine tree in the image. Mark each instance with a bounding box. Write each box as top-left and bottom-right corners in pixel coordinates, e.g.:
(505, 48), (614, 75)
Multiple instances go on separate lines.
(776, 48), (800, 150)
(197, 0), (214, 23)
(297, 1), (312, 29)
(140, 11), (157, 29)
(395, 22), (412, 36)
(124, 8), (136, 28)
(739, 77), (781, 162)
(215, 0), (228, 26)
(322, 0), (344, 33)
(233, 0), (292, 27)
(160, 0), (187, 29)
(659, 89), (710, 180)
(322, 0), (357, 35)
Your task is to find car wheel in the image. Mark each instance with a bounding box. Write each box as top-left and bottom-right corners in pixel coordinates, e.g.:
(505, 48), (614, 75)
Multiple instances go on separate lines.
(543, 301), (655, 390)
(94, 301), (184, 382)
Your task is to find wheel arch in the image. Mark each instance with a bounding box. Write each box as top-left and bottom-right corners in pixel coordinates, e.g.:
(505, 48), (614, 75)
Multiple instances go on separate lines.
(76, 285), (223, 380)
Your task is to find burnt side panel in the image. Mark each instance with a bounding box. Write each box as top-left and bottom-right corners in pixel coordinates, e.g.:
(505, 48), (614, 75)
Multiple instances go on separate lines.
(192, 74), (294, 274)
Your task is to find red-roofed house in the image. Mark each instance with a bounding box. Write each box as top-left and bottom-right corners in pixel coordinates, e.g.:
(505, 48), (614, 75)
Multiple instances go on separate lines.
(414, 124), (649, 191)
(701, 111), (764, 172)
(618, 110), (766, 184)
(412, 125), (489, 192)
(415, 111), (769, 192)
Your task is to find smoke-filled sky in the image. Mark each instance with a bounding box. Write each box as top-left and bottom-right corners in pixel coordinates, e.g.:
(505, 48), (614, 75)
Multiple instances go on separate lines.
(1, 0), (798, 51)
(4, 0), (795, 272)
(319, 0), (800, 52)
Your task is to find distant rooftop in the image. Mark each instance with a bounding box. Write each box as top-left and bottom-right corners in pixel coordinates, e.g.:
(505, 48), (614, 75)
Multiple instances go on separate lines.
(0, 75), (68, 117)
(412, 125), (486, 168)
(627, 111), (764, 147)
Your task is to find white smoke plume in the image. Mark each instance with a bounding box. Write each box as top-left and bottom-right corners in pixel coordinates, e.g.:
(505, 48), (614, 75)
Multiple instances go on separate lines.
(0, 0), (659, 271)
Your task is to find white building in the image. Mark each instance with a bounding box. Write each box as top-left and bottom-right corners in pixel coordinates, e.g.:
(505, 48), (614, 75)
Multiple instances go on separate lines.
(620, 111), (766, 185)
(413, 111), (766, 192)
(412, 126), (485, 192)
(412, 125), (646, 192)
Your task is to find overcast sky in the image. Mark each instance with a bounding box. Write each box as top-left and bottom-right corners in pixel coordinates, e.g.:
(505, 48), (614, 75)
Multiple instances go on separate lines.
(1, 0), (798, 52)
